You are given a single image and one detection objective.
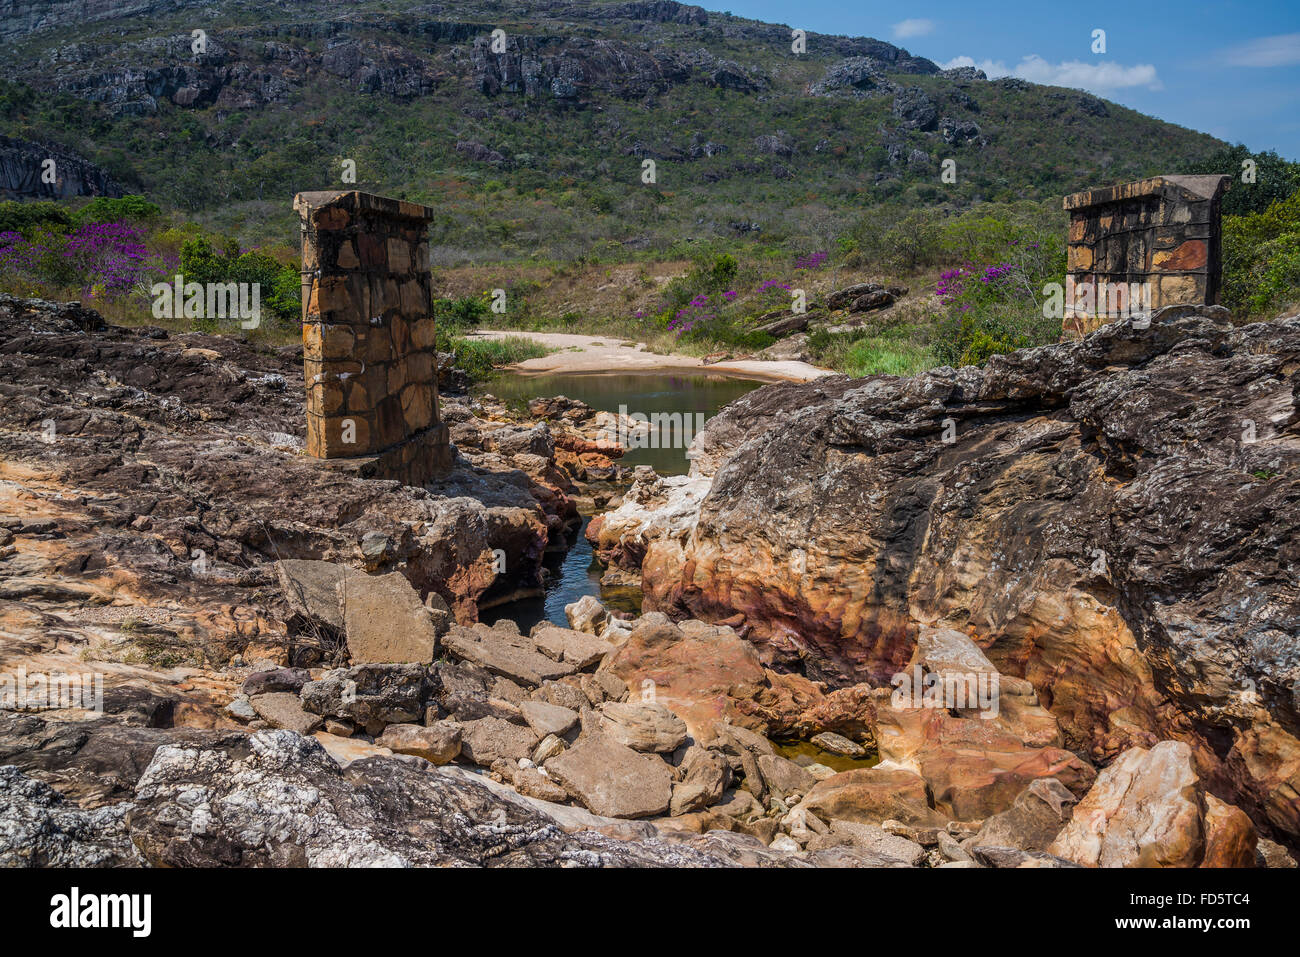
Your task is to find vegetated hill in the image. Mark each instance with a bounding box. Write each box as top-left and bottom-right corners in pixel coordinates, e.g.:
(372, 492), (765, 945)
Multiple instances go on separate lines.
(0, 0), (1227, 261)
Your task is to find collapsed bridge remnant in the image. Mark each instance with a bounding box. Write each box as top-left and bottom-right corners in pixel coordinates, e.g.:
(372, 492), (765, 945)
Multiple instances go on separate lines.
(1063, 174), (1230, 337)
(295, 189), (451, 485)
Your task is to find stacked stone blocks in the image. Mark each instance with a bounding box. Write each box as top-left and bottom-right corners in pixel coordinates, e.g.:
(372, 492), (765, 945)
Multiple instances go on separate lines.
(295, 190), (450, 485)
(1063, 174), (1229, 337)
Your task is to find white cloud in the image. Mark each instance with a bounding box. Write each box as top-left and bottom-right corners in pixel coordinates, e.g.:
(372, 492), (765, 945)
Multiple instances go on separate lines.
(940, 54), (1161, 92)
(1221, 33), (1300, 67)
(892, 18), (935, 39)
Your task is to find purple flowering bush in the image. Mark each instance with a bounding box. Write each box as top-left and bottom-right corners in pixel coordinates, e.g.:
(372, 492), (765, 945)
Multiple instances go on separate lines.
(0, 220), (159, 308)
(931, 230), (1066, 366)
(653, 250), (830, 349)
(0, 197), (300, 329)
(62, 221), (153, 296)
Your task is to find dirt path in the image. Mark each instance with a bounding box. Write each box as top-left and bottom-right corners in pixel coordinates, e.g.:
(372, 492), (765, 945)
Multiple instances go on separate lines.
(468, 330), (833, 382)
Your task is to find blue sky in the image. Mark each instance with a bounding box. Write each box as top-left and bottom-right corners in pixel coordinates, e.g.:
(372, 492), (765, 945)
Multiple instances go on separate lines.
(720, 0), (1300, 159)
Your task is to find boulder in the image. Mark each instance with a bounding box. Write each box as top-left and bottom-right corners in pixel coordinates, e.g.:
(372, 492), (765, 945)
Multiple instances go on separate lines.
(508, 765), (570, 803)
(710, 722), (776, 758)
(544, 731), (673, 819)
(1257, 839), (1297, 869)
(341, 570), (440, 665)
(757, 753), (816, 798)
(274, 559), (441, 665)
(598, 701), (688, 753)
(533, 680), (590, 713)
(376, 722), (462, 765)
(912, 626), (997, 676)
(249, 692), (322, 736)
(458, 717), (539, 767)
(670, 746), (730, 815)
(443, 624), (575, 687)
(969, 845), (1081, 868)
(877, 702), (1095, 820)
(242, 667), (311, 697)
(847, 290), (893, 312)
(600, 615), (768, 741)
(1049, 741), (1206, 868)
(824, 282), (883, 310)
(809, 731), (865, 757)
(815, 820), (926, 866)
(968, 777), (1078, 852)
(225, 697), (257, 723)
(531, 625), (614, 669)
(275, 559), (348, 632)
(801, 767), (947, 827)
(301, 664), (436, 730)
(533, 733), (567, 765)
(566, 594), (610, 635)
(1202, 794), (1258, 868)
(519, 699), (579, 738)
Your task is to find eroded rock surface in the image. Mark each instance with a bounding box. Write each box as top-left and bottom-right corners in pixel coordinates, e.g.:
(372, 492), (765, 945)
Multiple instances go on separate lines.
(1049, 740), (1257, 868)
(610, 308), (1300, 844)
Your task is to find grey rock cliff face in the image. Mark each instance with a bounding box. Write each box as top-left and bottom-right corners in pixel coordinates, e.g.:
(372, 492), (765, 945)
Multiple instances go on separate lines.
(0, 135), (123, 200)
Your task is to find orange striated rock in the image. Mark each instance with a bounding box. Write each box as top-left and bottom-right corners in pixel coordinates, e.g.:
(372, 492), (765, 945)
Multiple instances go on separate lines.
(877, 702), (1095, 821)
(1201, 794), (1258, 868)
(598, 614), (770, 740)
(1048, 741), (1257, 868)
(619, 308), (1300, 844)
(802, 767), (948, 828)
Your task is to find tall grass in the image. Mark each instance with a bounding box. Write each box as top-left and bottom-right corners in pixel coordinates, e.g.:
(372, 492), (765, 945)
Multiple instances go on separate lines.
(451, 335), (555, 381)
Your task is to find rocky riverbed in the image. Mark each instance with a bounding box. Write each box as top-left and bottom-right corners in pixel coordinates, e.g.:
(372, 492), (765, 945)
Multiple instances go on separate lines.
(0, 294), (1296, 868)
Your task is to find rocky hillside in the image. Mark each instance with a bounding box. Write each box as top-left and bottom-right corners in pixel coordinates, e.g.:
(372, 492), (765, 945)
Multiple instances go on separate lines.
(591, 305), (1300, 846)
(0, 0), (1225, 257)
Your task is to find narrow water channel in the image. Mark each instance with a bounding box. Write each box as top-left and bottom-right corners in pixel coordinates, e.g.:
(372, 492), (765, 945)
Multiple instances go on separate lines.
(478, 370), (764, 628)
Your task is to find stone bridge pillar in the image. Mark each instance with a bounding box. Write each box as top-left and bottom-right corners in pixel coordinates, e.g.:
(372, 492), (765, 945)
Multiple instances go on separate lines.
(1063, 174), (1229, 337)
(294, 190), (450, 485)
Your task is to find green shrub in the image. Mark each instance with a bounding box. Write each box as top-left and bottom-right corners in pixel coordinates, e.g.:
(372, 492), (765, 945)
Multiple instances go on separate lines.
(75, 194), (161, 224)
(432, 295), (491, 348)
(1222, 189), (1300, 317)
(929, 246), (1066, 367)
(178, 235), (300, 326)
(0, 200), (72, 238)
(707, 253), (738, 289)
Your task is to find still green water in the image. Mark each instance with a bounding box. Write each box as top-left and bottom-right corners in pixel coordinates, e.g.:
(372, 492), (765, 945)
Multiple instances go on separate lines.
(481, 370), (763, 475)
(774, 739), (881, 772)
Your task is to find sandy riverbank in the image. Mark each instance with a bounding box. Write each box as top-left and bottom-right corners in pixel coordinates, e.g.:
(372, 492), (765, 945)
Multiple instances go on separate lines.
(467, 330), (833, 382)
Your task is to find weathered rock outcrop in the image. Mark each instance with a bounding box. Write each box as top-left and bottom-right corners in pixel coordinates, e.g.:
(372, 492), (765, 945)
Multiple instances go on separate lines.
(0, 729), (800, 866)
(0, 135), (123, 200)
(611, 307), (1300, 845)
(0, 765), (142, 866)
(1049, 741), (1257, 868)
(0, 295), (579, 648)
